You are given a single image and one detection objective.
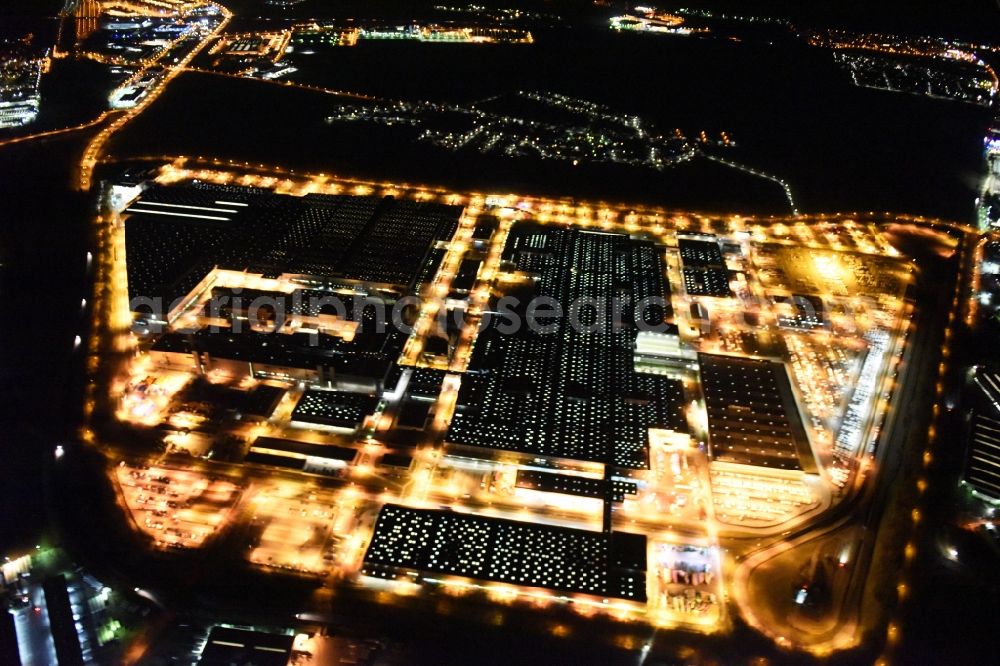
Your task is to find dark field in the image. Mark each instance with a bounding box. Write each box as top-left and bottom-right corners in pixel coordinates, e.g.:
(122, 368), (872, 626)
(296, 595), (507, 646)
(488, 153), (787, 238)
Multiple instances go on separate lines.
(113, 28), (992, 219)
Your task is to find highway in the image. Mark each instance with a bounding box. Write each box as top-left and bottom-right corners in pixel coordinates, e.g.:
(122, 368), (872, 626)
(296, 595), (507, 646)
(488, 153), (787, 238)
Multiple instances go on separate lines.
(729, 223), (968, 655)
(0, 112), (110, 150)
(77, 3), (234, 191)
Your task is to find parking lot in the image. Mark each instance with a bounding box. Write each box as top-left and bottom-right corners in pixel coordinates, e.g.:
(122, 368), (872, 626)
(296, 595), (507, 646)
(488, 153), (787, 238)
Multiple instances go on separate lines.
(115, 463), (242, 548)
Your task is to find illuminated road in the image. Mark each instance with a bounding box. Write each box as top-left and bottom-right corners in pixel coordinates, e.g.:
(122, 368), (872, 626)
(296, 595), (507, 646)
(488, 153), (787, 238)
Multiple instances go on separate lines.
(0, 112), (110, 150)
(730, 224), (967, 655)
(876, 229), (981, 663)
(181, 65), (381, 101)
(73, 153), (979, 658)
(77, 3), (233, 191)
(701, 152), (798, 215)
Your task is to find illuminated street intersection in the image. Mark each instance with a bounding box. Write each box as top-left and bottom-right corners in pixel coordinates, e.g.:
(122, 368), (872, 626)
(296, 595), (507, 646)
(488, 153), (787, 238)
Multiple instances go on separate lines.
(94, 162), (925, 649)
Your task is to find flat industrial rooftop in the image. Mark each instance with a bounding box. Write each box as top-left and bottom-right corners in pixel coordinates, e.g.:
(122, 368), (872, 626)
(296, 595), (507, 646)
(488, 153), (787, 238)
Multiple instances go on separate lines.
(362, 504), (647, 601)
(447, 224), (686, 468)
(698, 353), (817, 473)
(124, 182), (462, 306)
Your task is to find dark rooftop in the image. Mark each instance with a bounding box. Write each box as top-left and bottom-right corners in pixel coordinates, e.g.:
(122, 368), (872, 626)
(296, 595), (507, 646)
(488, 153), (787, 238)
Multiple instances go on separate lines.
(125, 183), (462, 309)
(242, 384), (286, 418)
(290, 389), (379, 430)
(379, 452), (414, 468)
(682, 267), (732, 297)
(396, 399), (432, 430)
(699, 353), (816, 473)
(472, 215), (498, 240)
(42, 575), (83, 666)
(449, 257), (482, 294)
(515, 470), (637, 502)
(964, 368), (1000, 500)
(406, 367), (447, 399)
(198, 627), (293, 666)
(448, 224), (682, 468)
(678, 237), (725, 267)
(362, 504), (646, 601)
(0, 610), (20, 666)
